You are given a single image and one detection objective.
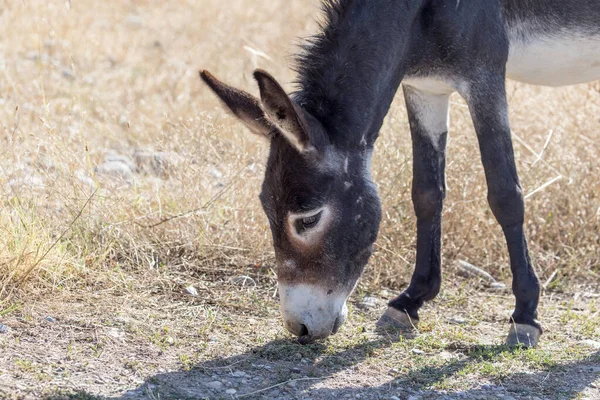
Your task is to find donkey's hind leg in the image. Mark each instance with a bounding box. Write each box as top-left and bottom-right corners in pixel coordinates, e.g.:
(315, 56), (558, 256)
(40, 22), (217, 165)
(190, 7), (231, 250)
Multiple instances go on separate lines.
(466, 75), (542, 347)
(378, 85), (450, 331)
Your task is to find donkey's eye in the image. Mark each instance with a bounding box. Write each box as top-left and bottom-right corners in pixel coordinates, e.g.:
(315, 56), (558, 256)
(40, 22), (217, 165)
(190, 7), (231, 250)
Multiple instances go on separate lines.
(301, 212), (322, 229)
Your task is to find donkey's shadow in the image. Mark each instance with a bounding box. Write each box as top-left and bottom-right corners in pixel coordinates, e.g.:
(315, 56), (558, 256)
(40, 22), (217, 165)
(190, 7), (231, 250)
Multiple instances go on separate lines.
(110, 334), (599, 400)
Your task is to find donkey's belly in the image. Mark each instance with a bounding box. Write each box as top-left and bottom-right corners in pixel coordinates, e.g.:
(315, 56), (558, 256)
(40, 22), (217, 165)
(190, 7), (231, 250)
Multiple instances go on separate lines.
(506, 34), (600, 86)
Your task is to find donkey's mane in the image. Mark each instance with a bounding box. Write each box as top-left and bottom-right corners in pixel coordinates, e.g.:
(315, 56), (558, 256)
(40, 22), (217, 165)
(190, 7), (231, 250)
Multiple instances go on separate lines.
(293, 0), (354, 121)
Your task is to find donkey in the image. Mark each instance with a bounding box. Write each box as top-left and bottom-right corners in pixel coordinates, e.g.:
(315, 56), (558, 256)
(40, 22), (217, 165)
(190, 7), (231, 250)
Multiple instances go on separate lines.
(200, 0), (600, 346)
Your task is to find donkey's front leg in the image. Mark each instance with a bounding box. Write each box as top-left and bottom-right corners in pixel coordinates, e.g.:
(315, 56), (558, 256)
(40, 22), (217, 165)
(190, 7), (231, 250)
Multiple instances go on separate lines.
(467, 77), (542, 347)
(378, 85), (450, 330)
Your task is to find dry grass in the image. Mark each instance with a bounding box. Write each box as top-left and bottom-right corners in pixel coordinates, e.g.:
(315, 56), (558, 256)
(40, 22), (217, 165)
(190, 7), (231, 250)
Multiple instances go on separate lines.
(0, 0), (597, 300)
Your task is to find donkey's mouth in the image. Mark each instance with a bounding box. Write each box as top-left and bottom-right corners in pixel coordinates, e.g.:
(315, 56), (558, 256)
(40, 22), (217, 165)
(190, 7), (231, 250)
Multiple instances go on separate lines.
(297, 315), (344, 345)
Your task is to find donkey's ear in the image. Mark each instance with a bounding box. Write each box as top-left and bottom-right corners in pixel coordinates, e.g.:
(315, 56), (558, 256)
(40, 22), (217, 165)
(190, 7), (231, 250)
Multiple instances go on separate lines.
(200, 70), (275, 137)
(253, 69), (312, 152)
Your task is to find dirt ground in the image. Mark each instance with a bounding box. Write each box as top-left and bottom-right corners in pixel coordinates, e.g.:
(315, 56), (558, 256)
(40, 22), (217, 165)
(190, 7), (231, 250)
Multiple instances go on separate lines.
(1, 267), (599, 400)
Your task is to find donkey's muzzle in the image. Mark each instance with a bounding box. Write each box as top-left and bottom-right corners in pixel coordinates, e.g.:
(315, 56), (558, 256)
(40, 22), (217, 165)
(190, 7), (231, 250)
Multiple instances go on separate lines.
(279, 283), (349, 344)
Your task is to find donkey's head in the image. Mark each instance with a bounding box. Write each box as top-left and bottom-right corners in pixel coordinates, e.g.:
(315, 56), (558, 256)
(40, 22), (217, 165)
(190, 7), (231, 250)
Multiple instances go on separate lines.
(200, 70), (381, 343)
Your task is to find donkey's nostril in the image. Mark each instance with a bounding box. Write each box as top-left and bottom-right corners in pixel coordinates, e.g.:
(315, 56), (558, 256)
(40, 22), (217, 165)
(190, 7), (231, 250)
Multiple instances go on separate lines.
(299, 324), (309, 337)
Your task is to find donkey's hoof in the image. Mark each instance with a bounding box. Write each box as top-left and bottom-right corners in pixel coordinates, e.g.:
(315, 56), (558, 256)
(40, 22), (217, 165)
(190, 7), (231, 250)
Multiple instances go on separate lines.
(376, 307), (418, 330)
(506, 323), (541, 348)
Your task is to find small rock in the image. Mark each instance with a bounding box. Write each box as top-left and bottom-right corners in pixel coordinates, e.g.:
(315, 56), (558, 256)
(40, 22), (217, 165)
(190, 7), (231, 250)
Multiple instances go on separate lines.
(293, 352), (302, 361)
(118, 115), (129, 127)
(489, 282), (508, 291)
(360, 296), (378, 309)
(448, 316), (467, 325)
(439, 351), (454, 360)
(166, 336), (174, 345)
(390, 396), (401, 400)
(133, 148), (181, 178)
(411, 348), (424, 355)
(233, 370), (247, 378)
(225, 389), (237, 395)
(106, 327), (125, 339)
(501, 396), (517, 400)
(114, 316), (129, 324)
(287, 380), (297, 388)
(210, 168), (223, 179)
(0, 324), (9, 334)
(44, 316), (57, 323)
(579, 339), (600, 349)
(185, 285), (199, 297)
(205, 381), (223, 390)
(95, 160), (133, 183)
(105, 154), (136, 171)
(408, 396), (420, 400)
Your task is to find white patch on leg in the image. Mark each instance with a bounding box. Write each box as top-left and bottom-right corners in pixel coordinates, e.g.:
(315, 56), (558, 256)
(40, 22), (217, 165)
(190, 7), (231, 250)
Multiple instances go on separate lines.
(279, 283), (348, 339)
(402, 78), (452, 151)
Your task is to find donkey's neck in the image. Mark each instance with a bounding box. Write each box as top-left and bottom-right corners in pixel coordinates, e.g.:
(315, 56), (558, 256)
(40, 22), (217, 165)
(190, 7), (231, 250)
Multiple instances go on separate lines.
(294, 1), (420, 149)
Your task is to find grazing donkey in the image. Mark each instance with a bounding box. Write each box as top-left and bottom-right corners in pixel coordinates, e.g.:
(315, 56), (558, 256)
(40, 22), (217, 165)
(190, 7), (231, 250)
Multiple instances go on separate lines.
(200, 0), (600, 346)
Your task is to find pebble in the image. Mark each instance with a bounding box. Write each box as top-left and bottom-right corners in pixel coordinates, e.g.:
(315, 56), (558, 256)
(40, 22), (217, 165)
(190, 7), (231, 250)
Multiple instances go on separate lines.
(133, 148), (180, 177)
(360, 296), (378, 309)
(44, 316), (57, 323)
(448, 316), (467, 325)
(407, 396), (420, 400)
(0, 324), (9, 333)
(118, 115), (129, 127)
(105, 154), (136, 171)
(205, 381), (223, 390)
(185, 285), (199, 297)
(411, 348), (425, 355)
(225, 388), (237, 395)
(233, 370), (248, 378)
(95, 160), (134, 183)
(490, 282), (508, 291)
(501, 396), (517, 400)
(390, 396), (401, 400)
